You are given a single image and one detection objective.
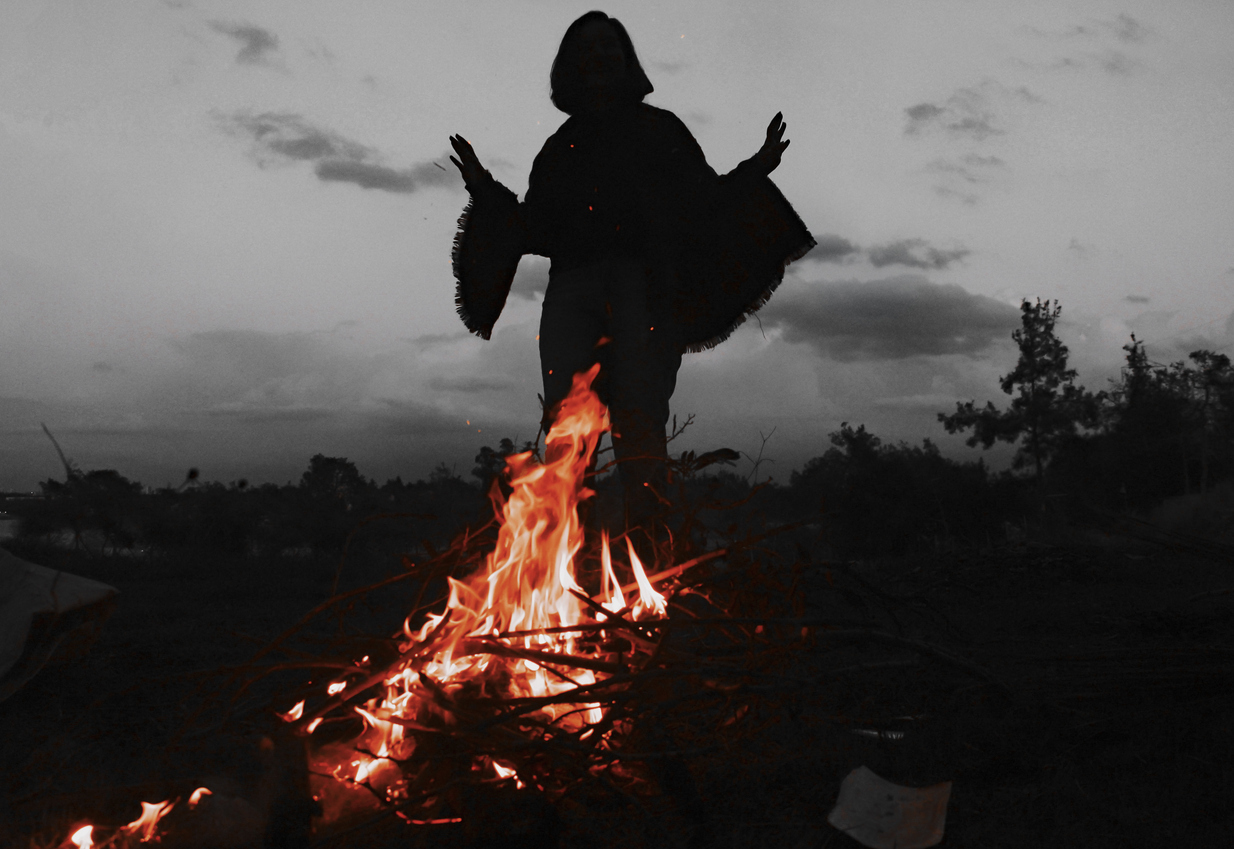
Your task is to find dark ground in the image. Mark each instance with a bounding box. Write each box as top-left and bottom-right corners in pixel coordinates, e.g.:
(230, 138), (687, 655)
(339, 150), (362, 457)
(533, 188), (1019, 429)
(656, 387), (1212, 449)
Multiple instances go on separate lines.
(2, 521), (1233, 848)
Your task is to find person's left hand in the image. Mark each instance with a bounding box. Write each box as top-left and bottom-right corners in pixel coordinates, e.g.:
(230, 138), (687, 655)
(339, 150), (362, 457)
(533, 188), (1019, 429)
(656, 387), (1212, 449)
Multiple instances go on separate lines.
(754, 112), (790, 175)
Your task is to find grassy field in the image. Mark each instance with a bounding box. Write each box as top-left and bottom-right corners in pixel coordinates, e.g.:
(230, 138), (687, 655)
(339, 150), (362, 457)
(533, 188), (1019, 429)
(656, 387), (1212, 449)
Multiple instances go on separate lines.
(2, 519), (1232, 848)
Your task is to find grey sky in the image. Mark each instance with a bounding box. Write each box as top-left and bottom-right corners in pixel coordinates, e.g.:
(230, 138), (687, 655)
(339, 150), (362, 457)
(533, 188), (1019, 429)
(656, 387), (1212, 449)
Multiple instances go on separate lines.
(2, 0), (1233, 489)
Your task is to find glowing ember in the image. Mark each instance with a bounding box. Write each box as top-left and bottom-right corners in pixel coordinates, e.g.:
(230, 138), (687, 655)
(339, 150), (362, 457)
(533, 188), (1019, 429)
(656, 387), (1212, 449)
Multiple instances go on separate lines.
(492, 759), (526, 789)
(122, 799), (176, 842)
(187, 787), (212, 809)
(277, 700), (305, 722)
(58, 797), (177, 849)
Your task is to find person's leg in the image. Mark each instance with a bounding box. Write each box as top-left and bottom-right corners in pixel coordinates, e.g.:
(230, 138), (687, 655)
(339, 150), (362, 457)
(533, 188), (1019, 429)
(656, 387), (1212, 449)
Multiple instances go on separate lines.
(538, 265), (609, 428)
(539, 264), (610, 545)
(603, 261), (683, 560)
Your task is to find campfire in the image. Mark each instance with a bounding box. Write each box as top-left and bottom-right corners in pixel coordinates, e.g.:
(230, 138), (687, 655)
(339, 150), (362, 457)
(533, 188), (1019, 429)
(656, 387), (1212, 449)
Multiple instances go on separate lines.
(292, 362), (672, 829)
(51, 363), (713, 847)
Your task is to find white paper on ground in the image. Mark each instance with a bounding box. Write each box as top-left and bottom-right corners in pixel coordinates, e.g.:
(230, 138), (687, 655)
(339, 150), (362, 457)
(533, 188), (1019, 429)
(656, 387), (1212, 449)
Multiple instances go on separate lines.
(827, 765), (952, 849)
(0, 546), (118, 684)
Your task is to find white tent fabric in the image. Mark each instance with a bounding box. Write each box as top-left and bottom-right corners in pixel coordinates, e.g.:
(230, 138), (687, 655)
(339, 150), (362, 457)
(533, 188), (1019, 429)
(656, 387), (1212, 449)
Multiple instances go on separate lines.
(0, 545), (118, 701)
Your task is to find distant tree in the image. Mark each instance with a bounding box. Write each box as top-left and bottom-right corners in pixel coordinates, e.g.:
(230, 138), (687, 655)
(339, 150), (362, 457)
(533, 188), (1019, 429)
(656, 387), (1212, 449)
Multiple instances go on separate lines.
(1109, 333), (1153, 412)
(429, 462), (462, 485)
(938, 298), (1104, 495)
(828, 422), (882, 467)
(473, 438), (519, 490)
(300, 454), (371, 507)
(25, 468), (144, 552)
(1103, 338), (1234, 497)
(472, 438), (539, 500)
(1185, 349), (1234, 493)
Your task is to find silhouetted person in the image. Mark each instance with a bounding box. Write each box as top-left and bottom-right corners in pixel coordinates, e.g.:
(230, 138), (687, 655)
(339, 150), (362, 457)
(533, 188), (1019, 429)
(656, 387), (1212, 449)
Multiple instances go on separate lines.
(450, 11), (815, 548)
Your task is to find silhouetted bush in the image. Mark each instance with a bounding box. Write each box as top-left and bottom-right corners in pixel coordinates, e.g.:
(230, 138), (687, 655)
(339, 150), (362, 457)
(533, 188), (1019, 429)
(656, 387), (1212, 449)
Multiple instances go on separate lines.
(9, 454), (492, 563)
(781, 424), (1023, 557)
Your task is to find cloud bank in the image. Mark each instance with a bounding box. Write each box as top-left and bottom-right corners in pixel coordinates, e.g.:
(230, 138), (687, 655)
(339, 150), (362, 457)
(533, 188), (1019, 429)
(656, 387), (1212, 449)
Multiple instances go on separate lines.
(866, 239), (971, 270)
(762, 275), (1020, 362)
(801, 235), (969, 270)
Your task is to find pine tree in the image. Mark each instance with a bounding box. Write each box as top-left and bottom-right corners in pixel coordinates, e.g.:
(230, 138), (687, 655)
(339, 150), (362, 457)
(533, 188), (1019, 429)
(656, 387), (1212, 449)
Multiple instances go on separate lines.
(938, 298), (1104, 493)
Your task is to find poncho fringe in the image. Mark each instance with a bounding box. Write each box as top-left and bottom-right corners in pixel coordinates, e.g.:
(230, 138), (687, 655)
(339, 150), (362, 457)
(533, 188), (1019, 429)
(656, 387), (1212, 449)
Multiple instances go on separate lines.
(452, 176), (525, 340)
(451, 193), (480, 335)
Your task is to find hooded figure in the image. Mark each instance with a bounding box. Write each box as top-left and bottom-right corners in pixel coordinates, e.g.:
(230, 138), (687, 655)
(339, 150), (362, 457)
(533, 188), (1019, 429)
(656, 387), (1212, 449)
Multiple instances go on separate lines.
(450, 11), (815, 543)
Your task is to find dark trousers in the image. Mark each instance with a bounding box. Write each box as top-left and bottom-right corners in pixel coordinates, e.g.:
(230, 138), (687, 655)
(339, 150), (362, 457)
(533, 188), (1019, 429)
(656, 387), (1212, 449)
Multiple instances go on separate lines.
(538, 258), (682, 539)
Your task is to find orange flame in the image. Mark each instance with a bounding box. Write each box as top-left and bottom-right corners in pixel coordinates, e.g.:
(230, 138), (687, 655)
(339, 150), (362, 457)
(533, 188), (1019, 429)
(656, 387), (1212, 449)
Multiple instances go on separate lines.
(121, 799), (175, 842)
(385, 364), (615, 717)
(69, 826), (92, 849)
(306, 364), (671, 820)
(627, 538), (667, 617)
(492, 759), (526, 789)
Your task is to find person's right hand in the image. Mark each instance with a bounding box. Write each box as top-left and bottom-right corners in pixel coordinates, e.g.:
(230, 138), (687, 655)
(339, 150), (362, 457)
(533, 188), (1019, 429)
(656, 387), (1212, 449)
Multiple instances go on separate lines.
(449, 135), (487, 187)
(754, 112), (789, 176)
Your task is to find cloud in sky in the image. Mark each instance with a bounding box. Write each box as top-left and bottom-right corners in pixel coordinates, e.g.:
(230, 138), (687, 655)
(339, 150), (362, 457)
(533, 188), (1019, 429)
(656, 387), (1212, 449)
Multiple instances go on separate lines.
(904, 79), (1041, 141)
(219, 111), (370, 162)
(208, 20), (281, 66)
(1068, 238), (1093, 259)
(762, 275), (1020, 362)
(926, 154), (1007, 185)
(905, 93), (1000, 141)
(1093, 50), (1138, 75)
(429, 376), (512, 394)
(1021, 14), (1149, 75)
(0, 315), (545, 488)
(164, 328), (381, 414)
(800, 235), (968, 269)
(509, 257), (550, 300)
(1028, 13), (1150, 44)
(368, 397), (487, 438)
(315, 159), (455, 192)
(1103, 13), (1150, 43)
(217, 111), (460, 193)
(922, 154), (1010, 205)
(203, 405), (336, 424)
(152, 319), (545, 432)
(1125, 309), (1178, 345)
(802, 234), (860, 263)
(866, 239), (970, 270)
(1015, 51), (1140, 76)
(903, 82), (1038, 202)
(650, 60), (687, 75)
(871, 393), (965, 411)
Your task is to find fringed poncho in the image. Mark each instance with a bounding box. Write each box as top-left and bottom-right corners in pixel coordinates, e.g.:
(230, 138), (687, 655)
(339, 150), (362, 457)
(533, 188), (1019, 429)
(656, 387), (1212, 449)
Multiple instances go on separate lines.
(452, 102), (816, 353)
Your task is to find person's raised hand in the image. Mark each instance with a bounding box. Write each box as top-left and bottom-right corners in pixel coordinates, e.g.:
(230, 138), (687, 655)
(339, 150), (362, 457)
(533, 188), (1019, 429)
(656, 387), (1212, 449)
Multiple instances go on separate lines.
(449, 134), (488, 187)
(754, 112), (790, 176)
